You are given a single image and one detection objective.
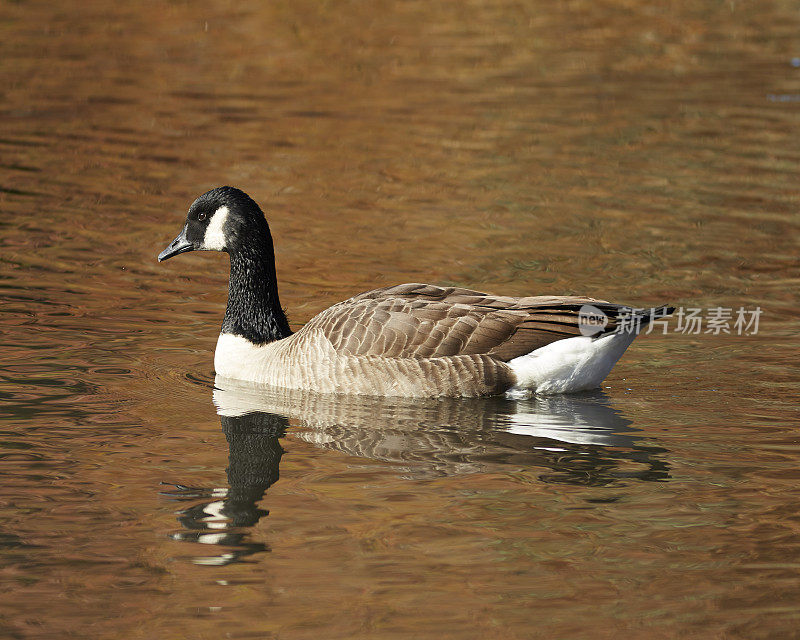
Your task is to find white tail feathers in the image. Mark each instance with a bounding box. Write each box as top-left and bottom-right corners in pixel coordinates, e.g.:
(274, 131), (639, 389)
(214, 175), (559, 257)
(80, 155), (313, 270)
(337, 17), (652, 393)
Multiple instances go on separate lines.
(507, 330), (638, 395)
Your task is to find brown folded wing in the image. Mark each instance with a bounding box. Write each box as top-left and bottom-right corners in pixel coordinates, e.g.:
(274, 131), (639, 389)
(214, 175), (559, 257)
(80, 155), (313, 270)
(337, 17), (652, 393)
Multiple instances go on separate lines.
(303, 283), (629, 362)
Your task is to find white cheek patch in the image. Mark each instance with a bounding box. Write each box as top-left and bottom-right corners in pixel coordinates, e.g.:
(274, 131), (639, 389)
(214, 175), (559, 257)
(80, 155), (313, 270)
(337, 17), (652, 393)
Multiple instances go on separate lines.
(202, 206), (229, 250)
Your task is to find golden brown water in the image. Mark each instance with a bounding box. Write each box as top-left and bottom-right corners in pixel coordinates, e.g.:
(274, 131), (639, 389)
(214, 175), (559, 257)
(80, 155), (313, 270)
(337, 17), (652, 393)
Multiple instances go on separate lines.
(2, 1), (800, 637)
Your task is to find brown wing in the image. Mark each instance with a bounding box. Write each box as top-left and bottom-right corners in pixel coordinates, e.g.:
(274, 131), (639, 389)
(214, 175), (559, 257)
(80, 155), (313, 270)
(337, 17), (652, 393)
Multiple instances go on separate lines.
(302, 283), (632, 362)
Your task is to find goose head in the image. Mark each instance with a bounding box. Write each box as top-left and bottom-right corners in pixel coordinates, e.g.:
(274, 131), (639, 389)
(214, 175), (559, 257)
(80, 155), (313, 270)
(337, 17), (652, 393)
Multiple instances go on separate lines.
(158, 186), (270, 262)
(157, 186), (291, 344)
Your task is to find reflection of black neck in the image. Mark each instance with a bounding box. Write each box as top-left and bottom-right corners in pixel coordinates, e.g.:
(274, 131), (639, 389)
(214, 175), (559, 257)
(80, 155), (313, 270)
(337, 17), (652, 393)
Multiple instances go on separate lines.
(220, 411), (287, 526)
(166, 410), (289, 566)
(222, 232), (292, 345)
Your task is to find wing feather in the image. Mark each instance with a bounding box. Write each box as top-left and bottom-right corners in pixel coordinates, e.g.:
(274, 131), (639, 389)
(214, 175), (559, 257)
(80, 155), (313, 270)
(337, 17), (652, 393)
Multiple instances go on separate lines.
(303, 283), (628, 362)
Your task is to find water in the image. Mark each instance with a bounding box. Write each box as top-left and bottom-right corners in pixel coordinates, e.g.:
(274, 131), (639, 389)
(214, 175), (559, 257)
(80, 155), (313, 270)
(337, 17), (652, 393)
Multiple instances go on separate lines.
(2, 0), (799, 637)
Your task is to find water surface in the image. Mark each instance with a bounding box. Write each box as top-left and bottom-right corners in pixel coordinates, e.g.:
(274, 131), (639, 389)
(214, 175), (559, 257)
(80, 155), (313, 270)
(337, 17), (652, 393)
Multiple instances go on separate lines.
(1, 1), (799, 638)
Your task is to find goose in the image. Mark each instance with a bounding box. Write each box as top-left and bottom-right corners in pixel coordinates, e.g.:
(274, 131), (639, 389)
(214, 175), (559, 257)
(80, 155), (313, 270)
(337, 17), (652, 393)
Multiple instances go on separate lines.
(158, 186), (673, 397)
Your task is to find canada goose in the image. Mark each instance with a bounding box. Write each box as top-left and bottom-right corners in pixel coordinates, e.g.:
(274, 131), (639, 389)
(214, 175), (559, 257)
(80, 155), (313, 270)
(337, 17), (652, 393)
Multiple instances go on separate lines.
(158, 186), (673, 397)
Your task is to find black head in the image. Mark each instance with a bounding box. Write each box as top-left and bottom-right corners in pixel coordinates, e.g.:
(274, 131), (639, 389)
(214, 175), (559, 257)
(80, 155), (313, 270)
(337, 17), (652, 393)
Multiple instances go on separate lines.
(158, 186), (269, 262)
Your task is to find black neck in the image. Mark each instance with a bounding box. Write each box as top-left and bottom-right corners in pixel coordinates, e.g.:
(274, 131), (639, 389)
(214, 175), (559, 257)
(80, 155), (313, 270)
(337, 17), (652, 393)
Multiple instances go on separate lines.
(221, 234), (292, 345)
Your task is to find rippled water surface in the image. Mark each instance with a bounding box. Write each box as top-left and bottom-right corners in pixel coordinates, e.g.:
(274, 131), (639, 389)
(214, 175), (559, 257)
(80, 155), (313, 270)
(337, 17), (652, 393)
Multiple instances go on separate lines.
(2, 1), (800, 638)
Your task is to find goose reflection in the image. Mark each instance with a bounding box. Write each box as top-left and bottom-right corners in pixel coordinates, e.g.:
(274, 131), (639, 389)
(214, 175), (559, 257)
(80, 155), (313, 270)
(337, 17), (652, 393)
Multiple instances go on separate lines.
(215, 376), (669, 483)
(162, 409), (287, 566)
(167, 378), (669, 565)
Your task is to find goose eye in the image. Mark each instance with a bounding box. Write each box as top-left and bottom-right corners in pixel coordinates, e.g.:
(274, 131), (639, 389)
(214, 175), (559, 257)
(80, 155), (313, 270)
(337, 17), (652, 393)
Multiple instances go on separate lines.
(197, 212), (207, 221)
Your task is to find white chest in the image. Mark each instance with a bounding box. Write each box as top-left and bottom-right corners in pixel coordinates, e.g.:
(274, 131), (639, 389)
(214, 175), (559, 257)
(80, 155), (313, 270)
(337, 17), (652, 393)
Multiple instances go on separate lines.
(214, 333), (275, 381)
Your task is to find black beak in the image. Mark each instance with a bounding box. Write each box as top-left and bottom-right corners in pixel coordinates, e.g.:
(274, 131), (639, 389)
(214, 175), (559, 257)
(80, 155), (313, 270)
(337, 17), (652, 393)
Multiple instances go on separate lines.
(158, 225), (194, 262)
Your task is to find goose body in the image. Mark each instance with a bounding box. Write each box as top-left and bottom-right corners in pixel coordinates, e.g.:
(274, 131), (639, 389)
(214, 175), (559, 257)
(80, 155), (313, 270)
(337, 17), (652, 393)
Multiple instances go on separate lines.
(159, 187), (672, 398)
